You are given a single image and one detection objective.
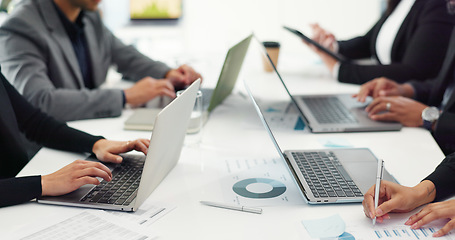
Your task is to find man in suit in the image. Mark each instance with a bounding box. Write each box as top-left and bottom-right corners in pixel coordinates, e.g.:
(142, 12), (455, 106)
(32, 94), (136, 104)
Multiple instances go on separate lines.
(354, 3), (455, 155)
(0, 0), (201, 121)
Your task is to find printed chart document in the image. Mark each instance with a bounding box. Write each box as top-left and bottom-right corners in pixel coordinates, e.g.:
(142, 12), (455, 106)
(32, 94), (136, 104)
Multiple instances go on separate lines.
(261, 101), (306, 131)
(107, 202), (176, 227)
(6, 210), (157, 240)
(241, 100), (307, 131)
(301, 211), (455, 240)
(218, 157), (305, 206)
(351, 212), (455, 240)
(345, 224), (455, 240)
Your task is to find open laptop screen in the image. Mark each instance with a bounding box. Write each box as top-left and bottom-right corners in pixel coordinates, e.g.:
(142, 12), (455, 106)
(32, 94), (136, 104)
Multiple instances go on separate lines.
(242, 37), (308, 133)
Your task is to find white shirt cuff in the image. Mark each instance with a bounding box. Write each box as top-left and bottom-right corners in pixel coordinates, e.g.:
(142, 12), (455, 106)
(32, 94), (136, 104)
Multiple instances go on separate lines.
(331, 62), (340, 80)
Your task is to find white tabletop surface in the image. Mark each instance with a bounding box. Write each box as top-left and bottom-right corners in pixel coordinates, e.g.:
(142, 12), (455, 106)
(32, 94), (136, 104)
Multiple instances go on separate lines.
(0, 47), (446, 240)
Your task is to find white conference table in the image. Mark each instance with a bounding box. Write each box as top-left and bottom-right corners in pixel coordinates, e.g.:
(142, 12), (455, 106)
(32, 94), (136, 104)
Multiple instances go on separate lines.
(0, 57), (446, 239)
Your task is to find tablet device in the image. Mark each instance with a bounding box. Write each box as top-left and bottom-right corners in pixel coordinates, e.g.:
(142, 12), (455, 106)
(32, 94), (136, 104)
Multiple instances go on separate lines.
(283, 26), (345, 62)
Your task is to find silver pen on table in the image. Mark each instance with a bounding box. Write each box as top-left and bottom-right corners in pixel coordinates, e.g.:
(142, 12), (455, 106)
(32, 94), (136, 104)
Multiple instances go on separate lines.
(200, 201), (262, 214)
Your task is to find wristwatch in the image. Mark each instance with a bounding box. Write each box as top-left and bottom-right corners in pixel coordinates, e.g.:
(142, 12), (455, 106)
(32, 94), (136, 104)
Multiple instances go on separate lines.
(421, 106), (440, 130)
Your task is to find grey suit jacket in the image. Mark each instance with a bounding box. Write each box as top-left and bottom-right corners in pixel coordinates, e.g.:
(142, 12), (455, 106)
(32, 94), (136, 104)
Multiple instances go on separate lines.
(0, 0), (171, 121)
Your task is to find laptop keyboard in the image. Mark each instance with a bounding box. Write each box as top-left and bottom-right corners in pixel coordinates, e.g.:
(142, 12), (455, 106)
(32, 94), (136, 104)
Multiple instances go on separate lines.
(291, 151), (363, 199)
(80, 155), (145, 206)
(303, 97), (357, 124)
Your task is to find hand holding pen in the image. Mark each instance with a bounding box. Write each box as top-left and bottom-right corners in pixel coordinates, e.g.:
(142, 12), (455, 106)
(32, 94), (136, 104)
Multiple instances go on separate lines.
(362, 178), (436, 224)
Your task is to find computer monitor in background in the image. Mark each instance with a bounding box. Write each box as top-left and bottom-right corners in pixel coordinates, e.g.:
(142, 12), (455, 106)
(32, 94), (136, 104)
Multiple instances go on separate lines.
(130, 0), (182, 20)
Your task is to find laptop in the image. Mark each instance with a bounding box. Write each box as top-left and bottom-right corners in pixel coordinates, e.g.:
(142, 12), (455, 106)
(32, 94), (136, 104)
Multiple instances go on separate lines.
(37, 79), (201, 211)
(243, 80), (397, 204)
(124, 34), (252, 131)
(257, 37), (402, 133)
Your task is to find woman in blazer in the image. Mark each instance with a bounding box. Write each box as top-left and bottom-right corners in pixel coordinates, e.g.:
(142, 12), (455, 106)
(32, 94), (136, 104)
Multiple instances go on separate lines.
(0, 71), (149, 207)
(308, 0), (455, 84)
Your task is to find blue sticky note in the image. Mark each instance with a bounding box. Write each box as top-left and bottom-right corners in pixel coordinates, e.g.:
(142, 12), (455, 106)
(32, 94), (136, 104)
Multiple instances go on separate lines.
(266, 107), (280, 112)
(318, 137), (353, 148)
(302, 214), (346, 239)
(294, 117), (305, 130)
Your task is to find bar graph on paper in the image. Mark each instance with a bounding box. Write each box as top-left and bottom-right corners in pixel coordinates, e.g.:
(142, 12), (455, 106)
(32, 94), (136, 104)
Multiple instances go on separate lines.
(375, 227), (440, 239)
(349, 225), (455, 240)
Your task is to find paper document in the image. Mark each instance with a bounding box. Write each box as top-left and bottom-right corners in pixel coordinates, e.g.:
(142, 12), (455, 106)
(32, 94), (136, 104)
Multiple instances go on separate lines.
(301, 212), (455, 240)
(106, 203), (175, 227)
(262, 102), (305, 131)
(347, 224), (455, 240)
(219, 157), (305, 206)
(7, 210), (156, 240)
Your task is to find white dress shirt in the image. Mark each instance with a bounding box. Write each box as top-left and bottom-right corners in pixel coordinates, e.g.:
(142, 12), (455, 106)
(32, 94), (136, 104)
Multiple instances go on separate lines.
(376, 0), (415, 64)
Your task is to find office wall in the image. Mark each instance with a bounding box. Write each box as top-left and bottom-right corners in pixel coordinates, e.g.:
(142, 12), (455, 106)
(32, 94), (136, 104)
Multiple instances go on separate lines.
(100, 0), (382, 72)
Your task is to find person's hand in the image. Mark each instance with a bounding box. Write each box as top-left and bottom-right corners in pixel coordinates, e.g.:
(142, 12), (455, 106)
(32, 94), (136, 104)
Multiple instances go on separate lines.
(353, 77), (414, 103)
(307, 24), (339, 72)
(41, 160), (112, 196)
(92, 139), (150, 164)
(124, 77), (175, 106)
(166, 64), (202, 89)
(365, 96), (428, 127)
(363, 180), (436, 224)
(310, 23), (337, 51)
(406, 199), (455, 237)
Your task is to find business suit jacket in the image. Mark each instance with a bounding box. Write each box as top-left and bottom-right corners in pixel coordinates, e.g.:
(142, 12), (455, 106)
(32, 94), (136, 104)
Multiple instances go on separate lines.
(424, 152), (455, 201)
(0, 0), (171, 121)
(337, 0), (455, 85)
(408, 29), (455, 156)
(0, 70), (103, 207)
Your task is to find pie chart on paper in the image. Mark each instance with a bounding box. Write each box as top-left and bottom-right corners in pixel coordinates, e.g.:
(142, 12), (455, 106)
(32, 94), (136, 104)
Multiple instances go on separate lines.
(232, 178), (287, 199)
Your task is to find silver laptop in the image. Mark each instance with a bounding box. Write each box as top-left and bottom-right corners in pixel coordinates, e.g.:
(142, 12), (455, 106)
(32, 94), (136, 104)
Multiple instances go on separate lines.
(38, 79), (201, 211)
(258, 38), (402, 133)
(124, 35), (252, 131)
(244, 80), (397, 204)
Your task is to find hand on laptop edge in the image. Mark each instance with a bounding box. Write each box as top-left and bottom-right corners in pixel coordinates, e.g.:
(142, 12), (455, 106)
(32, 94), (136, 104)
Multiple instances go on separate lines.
(92, 139), (150, 164)
(166, 64), (203, 89)
(124, 77), (176, 107)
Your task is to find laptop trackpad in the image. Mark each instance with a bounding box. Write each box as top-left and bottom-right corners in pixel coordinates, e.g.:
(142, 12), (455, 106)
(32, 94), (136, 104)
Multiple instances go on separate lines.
(342, 161), (377, 193)
(342, 161), (396, 194)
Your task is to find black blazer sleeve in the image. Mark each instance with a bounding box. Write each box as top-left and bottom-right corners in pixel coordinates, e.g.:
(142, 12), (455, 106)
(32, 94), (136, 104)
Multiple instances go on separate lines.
(338, 17), (382, 60)
(408, 79), (435, 103)
(409, 78), (455, 155)
(0, 72), (106, 205)
(0, 176), (41, 207)
(2, 73), (104, 153)
(433, 104), (455, 155)
(424, 152), (455, 201)
(337, 0), (455, 85)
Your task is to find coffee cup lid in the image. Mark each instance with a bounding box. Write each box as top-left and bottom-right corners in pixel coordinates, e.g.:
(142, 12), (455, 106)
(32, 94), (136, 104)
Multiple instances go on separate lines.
(263, 41), (280, 48)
